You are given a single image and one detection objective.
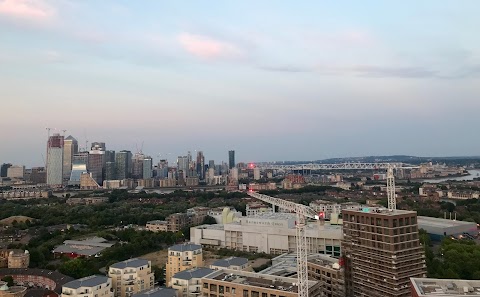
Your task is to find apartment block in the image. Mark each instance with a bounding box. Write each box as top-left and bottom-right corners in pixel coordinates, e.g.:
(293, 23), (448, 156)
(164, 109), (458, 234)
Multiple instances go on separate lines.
(201, 269), (321, 297)
(171, 267), (213, 297)
(61, 275), (113, 297)
(410, 277), (480, 296)
(108, 258), (154, 297)
(166, 244), (203, 287)
(342, 208), (427, 297)
(146, 220), (168, 232)
(307, 254), (344, 297)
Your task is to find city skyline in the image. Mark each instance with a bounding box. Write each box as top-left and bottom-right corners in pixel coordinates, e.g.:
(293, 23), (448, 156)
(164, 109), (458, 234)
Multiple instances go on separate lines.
(1, 1), (480, 166)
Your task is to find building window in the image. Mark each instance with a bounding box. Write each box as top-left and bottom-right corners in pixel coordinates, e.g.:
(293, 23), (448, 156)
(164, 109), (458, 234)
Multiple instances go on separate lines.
(204, 283), (209, 289)
(252, 291), (259, 297)
(243, 290), (249, 297)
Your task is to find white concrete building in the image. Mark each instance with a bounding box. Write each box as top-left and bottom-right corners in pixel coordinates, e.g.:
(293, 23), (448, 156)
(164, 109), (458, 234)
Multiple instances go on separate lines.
(190, 213), (342, 256)
(61, 275), (113, 297)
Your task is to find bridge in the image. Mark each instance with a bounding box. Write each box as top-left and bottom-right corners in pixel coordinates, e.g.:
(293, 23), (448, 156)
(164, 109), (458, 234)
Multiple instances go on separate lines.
(255, 162), (417, 171)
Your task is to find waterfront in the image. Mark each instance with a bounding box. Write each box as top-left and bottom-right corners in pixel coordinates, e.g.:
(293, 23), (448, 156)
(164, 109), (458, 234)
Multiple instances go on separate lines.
(421, 169), (480, 183)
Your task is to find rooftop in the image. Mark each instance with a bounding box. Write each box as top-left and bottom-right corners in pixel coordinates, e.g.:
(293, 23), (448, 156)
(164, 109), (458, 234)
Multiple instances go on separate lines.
(0, 268), (74, 293)
(169, 243), (202, 252)
(52, 237), (115, 257)
(110, 258), (150, 269)
(172, 267), (213, 280)
(411, 277), (480, 296)
(205, 269), (318, 292)
(417, 216), (477, 228)
(132, 287), (177, 297)
(343, 207), (416, 216)
(146, 220), (167, 225)
(211, 257), (248, 268)
(63, 275), (110, 289)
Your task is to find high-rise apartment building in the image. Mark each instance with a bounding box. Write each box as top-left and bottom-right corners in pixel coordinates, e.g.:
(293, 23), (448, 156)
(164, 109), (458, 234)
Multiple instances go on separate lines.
(342, 208), (427, 297)
(46, 134), (64, 186)
(7, 166), (25, 179)
(63, 135), (78, 180)
(108, 258), (154, 297)
(166, 243), (203, 287)
(116, 151), (132, 180)
(61, 275), (113, 297)
(228, 150), (235, 169)
(196, 151), (205, 180)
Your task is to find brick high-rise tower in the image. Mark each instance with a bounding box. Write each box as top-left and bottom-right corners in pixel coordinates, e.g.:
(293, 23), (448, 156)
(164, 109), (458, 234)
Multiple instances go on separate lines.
(342, 208), (427, 297)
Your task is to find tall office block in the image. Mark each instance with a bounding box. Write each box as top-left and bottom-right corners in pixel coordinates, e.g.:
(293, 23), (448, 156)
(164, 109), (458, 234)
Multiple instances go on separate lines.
(105, 161), (116, 181)
(177, 156), (189, 178)
(1, 163), (12, 177)
(105, 150), (115, 163)
(343, 208), (426, 297)
(90, 142), (106, 151)
(46, 133), (64, 186)
(143, 157), (153, 179)
(208, 160), (215, 169)
(88, 149), (105, 185)
(63, 135), (78, 180)
(69, 152), (89, 185)
(196, 151), (205, 180)
(116, 150), (132, 180)
(228, 150), (235, 169)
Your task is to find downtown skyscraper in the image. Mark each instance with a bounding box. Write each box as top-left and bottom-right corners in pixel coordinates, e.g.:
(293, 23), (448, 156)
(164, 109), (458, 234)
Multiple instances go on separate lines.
(228, 150), (235, 169)
(46, 134), (64, 186)
(63, 135), (78, 180)
(196, 151), (205, 180)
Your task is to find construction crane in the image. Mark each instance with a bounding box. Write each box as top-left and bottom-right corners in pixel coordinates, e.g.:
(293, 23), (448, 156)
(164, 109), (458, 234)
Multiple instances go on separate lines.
(247, 191), (319, 297)
(247, 162), (412, 296)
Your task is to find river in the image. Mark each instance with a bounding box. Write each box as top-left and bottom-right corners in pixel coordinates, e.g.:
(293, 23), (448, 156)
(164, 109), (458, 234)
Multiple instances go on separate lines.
(420, 169), (480, 183)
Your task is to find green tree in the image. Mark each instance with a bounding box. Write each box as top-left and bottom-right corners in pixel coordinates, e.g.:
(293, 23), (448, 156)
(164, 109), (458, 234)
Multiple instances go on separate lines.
(202, 216), (217, 225)
(1, 276), (14, 286)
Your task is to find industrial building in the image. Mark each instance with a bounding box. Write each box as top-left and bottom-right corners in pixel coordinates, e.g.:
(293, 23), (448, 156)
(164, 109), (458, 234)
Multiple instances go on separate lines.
(53, 237), (114, 258)
(343, 208), (427, 297)
(190, 213), (342, 256)
(417, 216), (478, 241)
(410, 278), (480, 296)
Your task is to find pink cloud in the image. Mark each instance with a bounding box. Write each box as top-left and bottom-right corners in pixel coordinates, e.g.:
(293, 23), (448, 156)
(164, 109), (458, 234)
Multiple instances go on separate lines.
(177, 33), (242, 59)
(0, 0), (54, 20)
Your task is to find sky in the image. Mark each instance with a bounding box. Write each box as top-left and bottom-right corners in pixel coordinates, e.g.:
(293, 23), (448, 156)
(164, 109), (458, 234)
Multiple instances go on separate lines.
(1, 0), (479, 167)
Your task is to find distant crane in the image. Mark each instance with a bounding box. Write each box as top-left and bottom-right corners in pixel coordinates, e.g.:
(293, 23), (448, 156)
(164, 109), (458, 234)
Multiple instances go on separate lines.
(247, 191), (319, 297)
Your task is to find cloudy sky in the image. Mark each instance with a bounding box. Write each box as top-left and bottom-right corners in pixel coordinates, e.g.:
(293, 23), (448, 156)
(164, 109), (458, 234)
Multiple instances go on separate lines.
(1, 0), (479, 167)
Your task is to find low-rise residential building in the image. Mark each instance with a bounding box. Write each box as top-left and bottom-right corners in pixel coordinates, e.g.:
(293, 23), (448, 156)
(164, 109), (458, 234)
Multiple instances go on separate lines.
(201, 269), (321, 297)
(0, 250), (29, 268)
(245, 202), (273, 217)
(109, 258), (154, 297)
(210, 257), (249, 271)
(131, 287), (177, 297)
(61, 275), (113, 297)
(171, 268), (213, 297)
(410, 277), (480, 297)
(166, 244), (203, 287)
(66, 197), (109, 205)
(146, 221), (168, 232)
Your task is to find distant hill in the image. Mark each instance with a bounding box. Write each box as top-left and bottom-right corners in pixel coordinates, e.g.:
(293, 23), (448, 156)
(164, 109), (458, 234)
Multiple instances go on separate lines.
(271, 155), (480, 166)
(0, 216), (35, 225)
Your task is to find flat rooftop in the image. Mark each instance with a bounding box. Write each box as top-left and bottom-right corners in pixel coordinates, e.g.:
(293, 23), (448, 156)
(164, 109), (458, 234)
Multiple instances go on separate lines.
(411, 277), (480, 296)
(204, 269), (317, 292)
(343, 207), (416, 216)
(417, 216), (477, 228)
(247, 212), (296, 220)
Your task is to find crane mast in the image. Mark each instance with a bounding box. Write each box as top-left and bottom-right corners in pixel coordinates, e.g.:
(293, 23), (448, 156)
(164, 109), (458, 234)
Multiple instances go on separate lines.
(247, 191), (318, 297)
